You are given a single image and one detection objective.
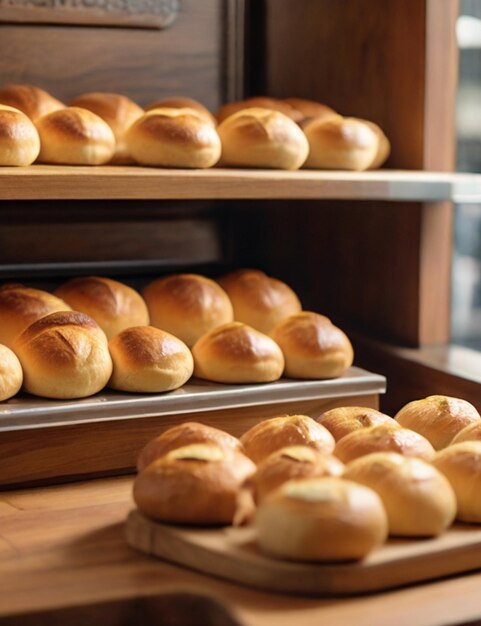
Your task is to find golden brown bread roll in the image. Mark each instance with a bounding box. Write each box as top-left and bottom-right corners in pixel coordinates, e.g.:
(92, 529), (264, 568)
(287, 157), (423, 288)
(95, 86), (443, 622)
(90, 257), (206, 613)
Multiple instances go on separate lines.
(126, 107), (221, 168)
(217, 97), (304, 124)
(240, 415), (335, 464)
(283, 97), (338, 124)
(145, 96), (216, 126)
(133, 443), (256, 524)
(137, 421), (243, 472)
(36, 107), (116, 165)
(270, 311), (354, 379)
(0, 105), (41, 166)
(217, 107), (309, 170)
(334, 423), (436, 464)
(451, 421), (481, 445)
(364, 120), (391, 169)
(316, 406), (395, 441)
(256, 477), (388, 561)
(0, 84), (64, 121)
(0, 344), (23, 401)
(143, 274), (233, 348)
(395, 395), (481, 450)
(69, 92), (143, 163)
(13, 311), (112, 399)
(55, 276), (149, 339)
(344, 452), (456, 537)
(0, 284), (71, 348)
(108, 326), (193, 393)
(217, 269), (301, 334)
(192, 322), (284, 384)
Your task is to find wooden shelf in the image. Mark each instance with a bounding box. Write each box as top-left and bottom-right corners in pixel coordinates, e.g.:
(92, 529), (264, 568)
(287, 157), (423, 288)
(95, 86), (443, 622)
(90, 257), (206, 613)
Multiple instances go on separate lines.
(1, 166), (481, 202)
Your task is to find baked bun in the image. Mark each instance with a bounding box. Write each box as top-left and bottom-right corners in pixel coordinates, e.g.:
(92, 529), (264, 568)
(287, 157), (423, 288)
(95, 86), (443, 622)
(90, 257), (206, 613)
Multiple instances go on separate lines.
(36, 107), (116, 165)
(0, 84), (64, 121)
(13, 311), (112, 399)
(317, 406), (395, 441)
(143, 274), (233, 347)
(126, 107), (221, 168)
(344, 452), (456, 537)
(0, 105), (41, 166)
(303, 116), (379, 171)
(108, 326), (193, 393)
(395, 395), (481, 450)
(133, 443), (256, 524)
(256, 477), (388, 561)
(0, 344), (23, 401)
(0, 284), (71, 348)
(69, 92), (143, 163)
(55, 276), (149, 339)
(217, 269), (301, 334)
(217, 97), (304, 124)
(270, 311), (354, 379)
(137, 421), (243, 472)
(364, 120), (390, 169)
(192, 322), (284, 384)
(217, 107), (309, 170)
(283, 97), (338, 124)
(240, 415), (335, 464)
(145, 96), (216, 126)
(451, 421), (481, 445)
(334, 423), (435, 464)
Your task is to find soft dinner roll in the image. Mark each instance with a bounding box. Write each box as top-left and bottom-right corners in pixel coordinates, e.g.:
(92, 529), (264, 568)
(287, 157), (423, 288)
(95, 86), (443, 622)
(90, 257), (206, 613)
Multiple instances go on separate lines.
(334, 422), (435, 464)
(126, 107), (221, 168)
(0, 284), (71, 348)
(145, 96), (216, 126)
(192, 322), (284, 384)
(217, 97), (304, 124)
(395, 395), (481, 450)
(133, 443), (256, 524)
(217, 269), (301, 334)
(0, 344), (23, 401)
(256, 477), (388, 561)
(13, 311), (112, 399)
(270, 311), (354, 379)
(108, 326), (193, 393)
(433, 441), (481, 523)
(0, 83), (64, 121)
(143, 274), (233, 347)
(36, 107), (115, 165)
(344, 452), (456, 537)
(55, 276), (149, 339)
(217, 107), (309, 170)
(303, 116), (379, 171)
(240, 415), (335, 464)
(69, 92), (143, 163)
(316, 406), (395, 441)
(0, 105), (41, 166)
(137, 421), (243, 472)
(364, 120), (391, 169)
(451, 421), (481, 445)
(283, 97), (338, 124)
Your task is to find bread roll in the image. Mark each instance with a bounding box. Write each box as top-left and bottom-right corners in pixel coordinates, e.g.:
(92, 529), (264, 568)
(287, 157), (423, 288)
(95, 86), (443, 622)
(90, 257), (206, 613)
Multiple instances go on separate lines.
(133, 443), (256, 524)
(217, 97), (304, 124)
(256, 477), (388, 561)
(69, 92), (143, 163)
(283, 97), (338, 124)
(0, 284), (71, 348)
(126, 107), (221, 168)
(344, 452), (456, 536)
(143, 274), (233, 348)
(334, 422), (435, 464)
(36, 107), (116, 165)
(192, 322), (284, 384)
(145, 96), (216, 126)
(0, 105), (41, 166)
(13, 311), (112, 399)
(55, 276), (149, 339)
(395, 395), (481, 450)
(240, 415), (335, 464)
(0, 344), (23, 401)
(137, 421), (243, 472)
(217, 269), (301, 334)
(217, 107), (309, 170)
(270, 311), (354, 379)
(0, 84), (64, 121)
(433, 441), (481, 523)
(364, 120), (391, 169)
(108, 326), (193, 393)
(451, 421), (481, 445)
(317, 406), (395, 441)
(303, 116), (379, 171)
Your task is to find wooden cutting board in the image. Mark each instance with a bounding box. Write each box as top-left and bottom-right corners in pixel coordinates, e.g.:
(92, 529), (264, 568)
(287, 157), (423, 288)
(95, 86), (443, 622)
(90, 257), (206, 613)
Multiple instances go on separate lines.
(125, 509), (481, 596)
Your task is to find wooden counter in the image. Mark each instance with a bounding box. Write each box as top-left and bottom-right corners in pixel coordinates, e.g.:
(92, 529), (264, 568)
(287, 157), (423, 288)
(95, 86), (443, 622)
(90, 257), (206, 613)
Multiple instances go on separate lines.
(1, 476), (481, 626)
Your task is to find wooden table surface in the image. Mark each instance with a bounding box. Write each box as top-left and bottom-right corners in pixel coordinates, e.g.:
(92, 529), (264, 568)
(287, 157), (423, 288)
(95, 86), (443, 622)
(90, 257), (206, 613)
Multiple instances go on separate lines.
(1, 476), (481, 626)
